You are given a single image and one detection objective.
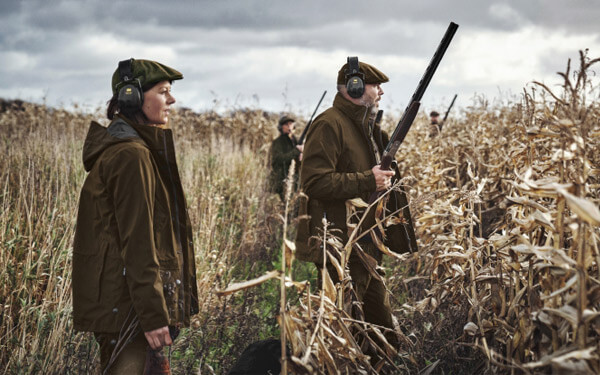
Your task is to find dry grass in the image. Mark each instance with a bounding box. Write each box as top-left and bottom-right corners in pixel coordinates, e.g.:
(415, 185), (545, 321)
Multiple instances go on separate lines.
(1, 51), (599, 374)
(389, 50), (600, 374)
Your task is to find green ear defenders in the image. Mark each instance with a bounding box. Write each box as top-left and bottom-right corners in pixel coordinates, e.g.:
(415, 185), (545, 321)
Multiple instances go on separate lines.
(345, 56), (365, 99)
(117, 58), (143, 112)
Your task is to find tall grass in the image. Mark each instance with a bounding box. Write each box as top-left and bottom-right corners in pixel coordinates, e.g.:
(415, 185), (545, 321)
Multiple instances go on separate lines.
(0, 105), (94, 374)
(387, 51), (600, 374)
(1, 51), (599, 374)
(0, 103), (288, 374)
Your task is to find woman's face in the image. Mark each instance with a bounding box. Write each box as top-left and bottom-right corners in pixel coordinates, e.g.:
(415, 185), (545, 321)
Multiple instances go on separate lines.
(142, 80), (175, 125)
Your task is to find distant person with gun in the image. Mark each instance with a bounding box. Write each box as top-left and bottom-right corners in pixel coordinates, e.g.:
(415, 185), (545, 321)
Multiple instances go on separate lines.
(295, 57), (418, 351)
(429, 110), (442, 136)
(269, 115), (303, 200)
(429, 94), (457, 137)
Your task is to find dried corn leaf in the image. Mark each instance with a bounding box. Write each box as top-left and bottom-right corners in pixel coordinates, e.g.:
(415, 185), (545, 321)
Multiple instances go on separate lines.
(506, 195), (549, 212)
(463, 322), (478, 336)
(215, 270), (281, 296)
(322, 267), (337, 302)
(557, 188), (600, 225)
(326, 251), (344, 281)
(346, 197), (369, 208)
(543, 304), (579, 327)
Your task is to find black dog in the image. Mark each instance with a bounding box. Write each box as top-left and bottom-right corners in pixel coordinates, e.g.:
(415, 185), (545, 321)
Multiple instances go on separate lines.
(227, 339), (286, 375)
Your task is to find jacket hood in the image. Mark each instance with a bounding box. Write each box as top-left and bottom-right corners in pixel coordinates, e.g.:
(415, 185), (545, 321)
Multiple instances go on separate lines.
(82, 115), (147, 172)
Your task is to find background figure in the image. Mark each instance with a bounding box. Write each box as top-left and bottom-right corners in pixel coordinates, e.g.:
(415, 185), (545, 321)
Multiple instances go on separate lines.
(296, 58), (417, 359)
(429, 110), (442, 137)
(269, 115), (303, 200)
(72, 59), (199, 374)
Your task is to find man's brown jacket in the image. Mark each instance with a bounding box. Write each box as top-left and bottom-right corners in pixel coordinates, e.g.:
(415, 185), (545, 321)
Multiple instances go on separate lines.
(296, 93), (417, 264)
(73, 114), (198, 333)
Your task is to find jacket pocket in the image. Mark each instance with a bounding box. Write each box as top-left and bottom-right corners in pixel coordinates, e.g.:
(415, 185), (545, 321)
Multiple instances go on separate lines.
(73, 240), (108, 302)
(99, 241), (127, 303)
(153, 198), (178, 265)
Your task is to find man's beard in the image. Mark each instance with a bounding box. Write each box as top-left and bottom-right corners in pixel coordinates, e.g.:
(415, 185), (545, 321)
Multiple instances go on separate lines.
(359, 96), (379, 110)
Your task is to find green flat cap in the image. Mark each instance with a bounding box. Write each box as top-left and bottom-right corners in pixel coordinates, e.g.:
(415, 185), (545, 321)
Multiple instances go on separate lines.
(111, 58), (183, 95)
(278, 115), (295, 126)
(337, 60), (389, 85)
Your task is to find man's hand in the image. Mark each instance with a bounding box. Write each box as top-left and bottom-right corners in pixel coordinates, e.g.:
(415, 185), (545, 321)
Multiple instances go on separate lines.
(372, 165), (395, 192)
(144, 326), (172, 350)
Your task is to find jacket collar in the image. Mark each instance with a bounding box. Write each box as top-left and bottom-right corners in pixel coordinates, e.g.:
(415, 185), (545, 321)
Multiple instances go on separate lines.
(332, 92), (374, 131)
(115, 114), (171, 151)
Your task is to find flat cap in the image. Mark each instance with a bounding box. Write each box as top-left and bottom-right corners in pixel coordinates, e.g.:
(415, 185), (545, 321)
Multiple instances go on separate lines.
(278, 115), (295, 127)
(337, 60), (389, 85)
(112, 58), (183, 95)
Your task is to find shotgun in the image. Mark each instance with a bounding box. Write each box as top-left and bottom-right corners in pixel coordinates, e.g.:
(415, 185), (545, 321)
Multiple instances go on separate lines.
(371, 22), (458, 201)
(441, 93), (458, 130)
(298, 90), (327, 145)
(380, 22), (458, 171)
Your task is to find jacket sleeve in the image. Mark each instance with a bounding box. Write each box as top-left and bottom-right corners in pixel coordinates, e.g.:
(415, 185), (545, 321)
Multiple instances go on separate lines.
(103, 145), (169, 332)
(301, 119), (376, 199)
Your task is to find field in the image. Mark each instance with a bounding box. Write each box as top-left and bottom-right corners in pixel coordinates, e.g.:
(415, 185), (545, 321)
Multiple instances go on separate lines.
(1, 52), (599, 374)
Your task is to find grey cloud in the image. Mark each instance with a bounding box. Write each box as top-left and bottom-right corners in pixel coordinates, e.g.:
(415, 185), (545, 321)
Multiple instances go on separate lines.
(1, 0), (599, 114)
(10, 0), (600, 36)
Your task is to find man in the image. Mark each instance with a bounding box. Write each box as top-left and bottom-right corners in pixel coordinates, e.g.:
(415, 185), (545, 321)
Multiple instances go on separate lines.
(269, 115), (303, 200)
(429, 110), (442, 137)
(296, 58), (417, 352)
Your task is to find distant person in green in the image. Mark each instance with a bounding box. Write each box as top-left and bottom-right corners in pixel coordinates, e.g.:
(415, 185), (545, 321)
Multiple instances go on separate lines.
(429, 110), (442, 137)
(269, 115), (303, 200)
(72, 58), (199, 374)
(296, 58), (418, 354)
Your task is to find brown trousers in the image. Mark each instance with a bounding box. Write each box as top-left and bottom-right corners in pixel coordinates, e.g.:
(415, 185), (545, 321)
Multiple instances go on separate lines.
(348, 245), (395, 331)
(95, 330), (172, 375)
(325, 243), (397, 345)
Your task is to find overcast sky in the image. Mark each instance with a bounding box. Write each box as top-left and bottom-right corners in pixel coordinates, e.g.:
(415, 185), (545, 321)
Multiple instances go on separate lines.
(1, 0), (599, 118)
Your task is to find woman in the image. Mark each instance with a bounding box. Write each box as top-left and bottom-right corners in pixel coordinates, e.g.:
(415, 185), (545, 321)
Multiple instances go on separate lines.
(73, 58), (199, 374)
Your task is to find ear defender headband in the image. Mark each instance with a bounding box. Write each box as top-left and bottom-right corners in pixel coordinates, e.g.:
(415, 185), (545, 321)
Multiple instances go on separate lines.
(345, 56), (365, 99)
(117, 58), (143, 112)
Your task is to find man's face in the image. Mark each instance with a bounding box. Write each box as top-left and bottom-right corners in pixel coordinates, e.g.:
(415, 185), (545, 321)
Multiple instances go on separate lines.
(281, 121), (294, 135)
(360, 83), (384, 107)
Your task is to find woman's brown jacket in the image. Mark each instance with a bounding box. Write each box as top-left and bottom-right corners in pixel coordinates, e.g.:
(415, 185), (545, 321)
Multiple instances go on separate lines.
(73, 114), (199, 333)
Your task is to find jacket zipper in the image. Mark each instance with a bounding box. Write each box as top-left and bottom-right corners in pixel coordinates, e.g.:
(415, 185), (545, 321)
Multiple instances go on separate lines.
(360, 106), (379, 166)
(161, 133), (186, 318)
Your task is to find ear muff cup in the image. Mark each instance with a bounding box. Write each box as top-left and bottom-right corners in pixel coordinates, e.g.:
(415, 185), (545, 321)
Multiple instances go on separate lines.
(118, 81), (143, 112)
(117, 58), (143, 112)
(345, 56), (365, 99)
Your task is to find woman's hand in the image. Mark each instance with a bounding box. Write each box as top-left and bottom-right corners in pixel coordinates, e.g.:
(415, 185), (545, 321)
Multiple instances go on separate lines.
(144, 326), (172, 350)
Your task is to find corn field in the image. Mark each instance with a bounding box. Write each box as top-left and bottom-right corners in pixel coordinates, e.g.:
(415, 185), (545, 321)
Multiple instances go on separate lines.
(0, 52), (599, 374)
